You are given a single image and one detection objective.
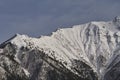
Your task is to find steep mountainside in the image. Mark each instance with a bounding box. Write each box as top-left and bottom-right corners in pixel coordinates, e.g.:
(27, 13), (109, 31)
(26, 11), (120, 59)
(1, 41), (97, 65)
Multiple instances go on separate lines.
(1, 17), (120, 80)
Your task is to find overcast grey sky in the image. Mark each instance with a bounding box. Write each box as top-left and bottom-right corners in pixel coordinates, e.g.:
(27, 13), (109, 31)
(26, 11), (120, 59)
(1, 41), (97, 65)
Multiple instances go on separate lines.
(0, 0), (120, 43)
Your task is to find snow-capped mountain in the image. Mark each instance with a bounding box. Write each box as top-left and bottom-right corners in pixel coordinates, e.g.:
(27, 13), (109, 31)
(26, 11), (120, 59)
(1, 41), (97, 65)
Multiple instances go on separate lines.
(0, 16), (120, 80)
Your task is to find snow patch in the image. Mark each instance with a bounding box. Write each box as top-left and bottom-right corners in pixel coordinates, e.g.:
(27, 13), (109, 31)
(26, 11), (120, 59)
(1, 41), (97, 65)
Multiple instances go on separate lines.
(0, 49), (3, 53)
(22, 68), (30, 77)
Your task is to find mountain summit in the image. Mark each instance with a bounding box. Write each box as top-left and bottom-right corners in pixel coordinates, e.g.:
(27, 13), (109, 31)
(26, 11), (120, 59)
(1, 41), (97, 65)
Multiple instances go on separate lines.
(0, 17), (120, 80)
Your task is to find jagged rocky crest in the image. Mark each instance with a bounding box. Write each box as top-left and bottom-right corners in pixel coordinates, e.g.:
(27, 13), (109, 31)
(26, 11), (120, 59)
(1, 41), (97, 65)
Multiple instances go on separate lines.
(1, 17), (120, 80)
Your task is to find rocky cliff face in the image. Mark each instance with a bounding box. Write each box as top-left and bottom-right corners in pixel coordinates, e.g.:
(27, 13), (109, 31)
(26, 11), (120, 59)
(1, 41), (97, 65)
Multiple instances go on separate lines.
(1, 17), (120, 80)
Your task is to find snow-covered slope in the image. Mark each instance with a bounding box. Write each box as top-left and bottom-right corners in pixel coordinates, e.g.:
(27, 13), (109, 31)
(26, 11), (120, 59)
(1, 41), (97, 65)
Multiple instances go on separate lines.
(1, 16), (120, 80)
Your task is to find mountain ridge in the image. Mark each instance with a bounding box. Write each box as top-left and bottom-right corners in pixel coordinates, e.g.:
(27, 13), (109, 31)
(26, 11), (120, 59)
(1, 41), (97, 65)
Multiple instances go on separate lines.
(1, 17), (120, 80)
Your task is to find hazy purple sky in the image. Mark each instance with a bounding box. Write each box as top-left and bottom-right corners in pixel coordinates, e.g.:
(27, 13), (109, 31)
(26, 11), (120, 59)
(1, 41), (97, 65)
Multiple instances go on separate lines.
(0, 0), (120, 43)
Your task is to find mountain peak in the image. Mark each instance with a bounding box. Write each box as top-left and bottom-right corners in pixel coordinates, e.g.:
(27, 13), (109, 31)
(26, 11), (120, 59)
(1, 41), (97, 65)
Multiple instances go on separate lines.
(1, 19), (120, 80)
(112, 16), (120, 30)
(113, 16), (120, 22)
